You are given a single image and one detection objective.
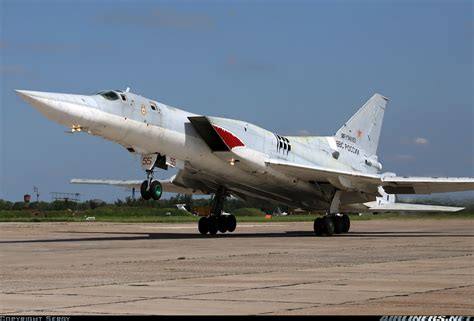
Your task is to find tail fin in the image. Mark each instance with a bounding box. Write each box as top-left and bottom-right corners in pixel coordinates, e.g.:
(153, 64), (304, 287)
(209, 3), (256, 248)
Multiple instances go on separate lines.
(335, 93), (388, 156)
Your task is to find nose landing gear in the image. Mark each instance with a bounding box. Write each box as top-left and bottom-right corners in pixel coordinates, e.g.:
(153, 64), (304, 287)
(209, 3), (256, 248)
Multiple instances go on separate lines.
(140, 170), (162, 200)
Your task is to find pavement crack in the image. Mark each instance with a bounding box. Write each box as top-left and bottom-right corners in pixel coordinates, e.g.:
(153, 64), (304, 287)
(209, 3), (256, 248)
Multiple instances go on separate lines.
(260, 284), (474, 315)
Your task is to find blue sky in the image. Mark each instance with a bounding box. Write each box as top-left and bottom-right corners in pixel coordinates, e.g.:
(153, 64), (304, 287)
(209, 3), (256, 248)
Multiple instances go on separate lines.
(1, 0), (472, 202)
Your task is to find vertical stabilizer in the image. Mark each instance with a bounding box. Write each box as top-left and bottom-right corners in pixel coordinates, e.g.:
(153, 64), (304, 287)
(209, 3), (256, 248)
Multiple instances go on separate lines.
(335, 94), (388, 156)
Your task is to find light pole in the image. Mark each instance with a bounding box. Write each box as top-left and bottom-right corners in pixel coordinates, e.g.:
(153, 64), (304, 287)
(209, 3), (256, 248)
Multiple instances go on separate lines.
(33, 186), (39, 203)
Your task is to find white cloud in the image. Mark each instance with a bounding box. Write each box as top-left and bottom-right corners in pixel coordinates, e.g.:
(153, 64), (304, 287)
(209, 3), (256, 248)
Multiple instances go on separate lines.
(97, 8), (214, 31)
(396, 154), (416, 161)
(226, 56), (276, 74)
(298, 130), (311, 136)
(414, 137), (429, 145)
(0, 65), (29, 76)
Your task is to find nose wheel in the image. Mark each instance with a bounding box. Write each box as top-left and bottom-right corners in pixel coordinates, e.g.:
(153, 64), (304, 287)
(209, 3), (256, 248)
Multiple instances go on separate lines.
(140, 180), (152, 200)
(140, 170), (162, 200)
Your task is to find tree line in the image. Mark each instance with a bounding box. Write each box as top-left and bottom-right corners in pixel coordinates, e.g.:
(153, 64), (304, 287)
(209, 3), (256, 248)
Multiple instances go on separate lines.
(0, 194), (286, 214)
(0, 195), (472, 213)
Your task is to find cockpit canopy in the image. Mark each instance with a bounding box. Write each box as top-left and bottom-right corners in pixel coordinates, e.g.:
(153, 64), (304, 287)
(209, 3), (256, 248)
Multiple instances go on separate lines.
(95, 90), (127, 102)
(98, 91), (119, 101)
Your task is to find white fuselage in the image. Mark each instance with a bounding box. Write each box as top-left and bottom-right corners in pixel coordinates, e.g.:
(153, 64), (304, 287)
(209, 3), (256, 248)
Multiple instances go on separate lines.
(16, 89), (380, 210)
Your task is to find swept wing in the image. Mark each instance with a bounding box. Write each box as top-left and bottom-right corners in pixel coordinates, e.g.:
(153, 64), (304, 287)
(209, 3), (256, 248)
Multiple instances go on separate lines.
(71, 176), (204, 195)
(265, 159), (474, 195)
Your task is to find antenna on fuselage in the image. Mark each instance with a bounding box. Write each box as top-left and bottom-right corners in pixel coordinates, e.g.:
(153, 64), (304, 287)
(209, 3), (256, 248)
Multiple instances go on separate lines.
(125, 87), (130, 92)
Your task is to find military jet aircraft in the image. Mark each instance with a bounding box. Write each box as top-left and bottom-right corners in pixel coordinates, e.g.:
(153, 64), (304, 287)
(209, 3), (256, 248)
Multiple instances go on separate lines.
(16, 89), (474, 236)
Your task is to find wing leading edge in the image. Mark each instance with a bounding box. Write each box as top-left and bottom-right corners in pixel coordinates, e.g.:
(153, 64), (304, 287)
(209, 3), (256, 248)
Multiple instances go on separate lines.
(70, 176), (204, 195)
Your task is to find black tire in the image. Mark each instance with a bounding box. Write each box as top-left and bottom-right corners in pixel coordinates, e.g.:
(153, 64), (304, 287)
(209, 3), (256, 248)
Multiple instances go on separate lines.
(218, 216), (228, 233)
(323, 216), (335, 236)
(208, 216), (218, 235)
(150, 180), (163, 200)
(342, 214), (350, 233)
(198, 216), (209, 235)
(227, 215), (237, 232)
(140, 180), (151, 200)
(313, 217), (324, 236)
(334, 216), (343, 234)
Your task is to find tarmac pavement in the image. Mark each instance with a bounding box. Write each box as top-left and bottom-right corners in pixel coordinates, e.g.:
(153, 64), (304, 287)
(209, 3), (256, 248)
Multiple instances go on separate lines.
(0, 219), (472, 315)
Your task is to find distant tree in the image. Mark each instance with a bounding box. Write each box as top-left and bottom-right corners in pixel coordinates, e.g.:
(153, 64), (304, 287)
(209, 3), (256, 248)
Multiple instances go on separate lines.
(0, 199), (14, 210)
(12, 202), (25, 210)
(125, 197), (136, 206)
(88, 199), (106, 209)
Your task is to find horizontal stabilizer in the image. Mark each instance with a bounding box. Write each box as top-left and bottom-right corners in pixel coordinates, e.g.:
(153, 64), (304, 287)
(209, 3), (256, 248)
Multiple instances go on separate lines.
(381, 176), (474, 194)
(363, 201), (463, 212)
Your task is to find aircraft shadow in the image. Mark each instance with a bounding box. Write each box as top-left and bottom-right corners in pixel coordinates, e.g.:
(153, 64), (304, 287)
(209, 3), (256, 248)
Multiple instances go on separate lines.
(0, 230), (472, 244)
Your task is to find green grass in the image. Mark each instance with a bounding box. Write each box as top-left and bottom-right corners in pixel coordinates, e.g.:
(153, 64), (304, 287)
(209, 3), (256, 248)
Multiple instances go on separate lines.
(0, 206), (472, 223)
(0, 207), (196, 223)
(233, 208), (266, 216)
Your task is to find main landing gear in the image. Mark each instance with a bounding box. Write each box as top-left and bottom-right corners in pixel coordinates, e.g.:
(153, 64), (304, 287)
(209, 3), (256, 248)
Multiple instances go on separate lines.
(198, 186), (237, 235)
(198, 215), (237, 235)
(313, 189), (350, 236)
(313, 214), (350, 236)
(140, 170), (162, 200)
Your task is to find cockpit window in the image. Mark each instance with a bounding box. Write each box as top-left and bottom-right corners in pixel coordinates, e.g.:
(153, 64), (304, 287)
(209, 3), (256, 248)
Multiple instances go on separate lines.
(99, 91), (120, 101)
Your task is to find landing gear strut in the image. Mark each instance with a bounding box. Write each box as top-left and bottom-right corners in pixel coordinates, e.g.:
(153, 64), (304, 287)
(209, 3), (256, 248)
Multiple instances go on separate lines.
(140, 170), (162, 200)
(313, 190), (351, 236)
(198, 186), (237, 235)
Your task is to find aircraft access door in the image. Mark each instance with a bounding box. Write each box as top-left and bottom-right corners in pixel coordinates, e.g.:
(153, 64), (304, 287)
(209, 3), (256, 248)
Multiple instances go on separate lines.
(143, 101), (164, 127)
(117, 92), (134, 120)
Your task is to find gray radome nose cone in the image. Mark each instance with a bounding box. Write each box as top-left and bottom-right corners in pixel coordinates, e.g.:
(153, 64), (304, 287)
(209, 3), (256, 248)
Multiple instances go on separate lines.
(15, 89), (38, 104)
(15, 89), (32, 98)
